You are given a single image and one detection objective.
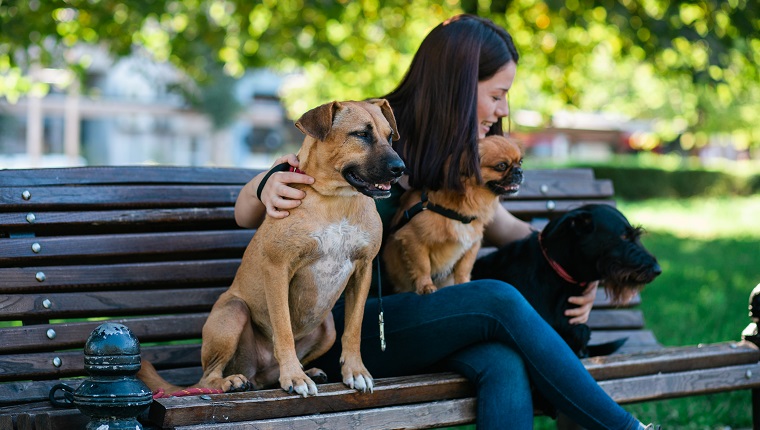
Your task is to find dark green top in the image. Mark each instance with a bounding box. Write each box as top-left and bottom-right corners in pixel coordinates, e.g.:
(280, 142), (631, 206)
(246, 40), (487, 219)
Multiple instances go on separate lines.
(370, 182), (406, 292)
(375, 182), (405, 234)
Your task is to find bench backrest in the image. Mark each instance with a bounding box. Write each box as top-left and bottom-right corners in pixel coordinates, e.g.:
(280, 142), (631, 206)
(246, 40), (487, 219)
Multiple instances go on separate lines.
(0, 165), (628, 406)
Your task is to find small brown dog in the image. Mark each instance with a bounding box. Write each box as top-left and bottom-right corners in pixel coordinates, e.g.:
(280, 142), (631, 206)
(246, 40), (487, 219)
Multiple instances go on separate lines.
(138, 99), (404, 397)
(383, 135), (523, 295)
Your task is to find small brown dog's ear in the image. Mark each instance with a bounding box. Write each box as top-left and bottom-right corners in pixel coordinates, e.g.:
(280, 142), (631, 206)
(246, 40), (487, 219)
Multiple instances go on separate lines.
(295, 101), (342, 141)
(367, 98), (400, 141)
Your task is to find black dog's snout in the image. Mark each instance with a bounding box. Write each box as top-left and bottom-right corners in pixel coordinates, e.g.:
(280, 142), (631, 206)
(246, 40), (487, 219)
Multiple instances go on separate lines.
(652, 262), (662, 276)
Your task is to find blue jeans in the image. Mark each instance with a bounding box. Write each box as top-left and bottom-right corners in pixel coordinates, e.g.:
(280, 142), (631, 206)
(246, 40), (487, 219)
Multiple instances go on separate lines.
(310, 280), (639, 430)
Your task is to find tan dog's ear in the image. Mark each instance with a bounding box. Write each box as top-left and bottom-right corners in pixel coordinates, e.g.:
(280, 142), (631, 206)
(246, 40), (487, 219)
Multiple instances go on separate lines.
(367, 98), (400, 141)
(295, 101), (342, 141)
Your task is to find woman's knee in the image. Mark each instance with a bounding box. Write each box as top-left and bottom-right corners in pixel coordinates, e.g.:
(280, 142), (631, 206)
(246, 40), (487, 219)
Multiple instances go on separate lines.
(456, 279), (531, 312)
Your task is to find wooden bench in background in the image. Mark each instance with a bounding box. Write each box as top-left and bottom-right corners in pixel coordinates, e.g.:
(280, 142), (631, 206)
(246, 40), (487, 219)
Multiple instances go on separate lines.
(1, 166), (759, 430)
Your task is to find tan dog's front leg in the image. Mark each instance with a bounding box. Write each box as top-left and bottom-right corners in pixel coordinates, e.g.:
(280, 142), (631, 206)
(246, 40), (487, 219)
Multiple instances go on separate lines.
(452, 242), (481, 285)
(262, 267), (318, 397)
(400, 235), (437, 294)
(340, 259), (374, 392)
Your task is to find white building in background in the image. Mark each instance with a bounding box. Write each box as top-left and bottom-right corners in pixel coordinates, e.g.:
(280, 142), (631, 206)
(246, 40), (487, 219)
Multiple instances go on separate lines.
(0, 51), (299, 170)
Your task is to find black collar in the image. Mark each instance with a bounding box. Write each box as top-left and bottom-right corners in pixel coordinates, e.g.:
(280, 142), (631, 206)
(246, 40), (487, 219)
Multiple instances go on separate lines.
(388, 190), (477, 235)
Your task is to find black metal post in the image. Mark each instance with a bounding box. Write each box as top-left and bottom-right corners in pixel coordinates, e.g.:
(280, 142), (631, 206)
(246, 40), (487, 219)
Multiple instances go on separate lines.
(66, 322), (153, 429)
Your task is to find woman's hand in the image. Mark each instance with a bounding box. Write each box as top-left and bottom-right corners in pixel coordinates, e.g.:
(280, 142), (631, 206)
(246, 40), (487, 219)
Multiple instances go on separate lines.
(234, 154), (314, 229)
(565, 281), (598, 324)
(258, 154), (314, 219)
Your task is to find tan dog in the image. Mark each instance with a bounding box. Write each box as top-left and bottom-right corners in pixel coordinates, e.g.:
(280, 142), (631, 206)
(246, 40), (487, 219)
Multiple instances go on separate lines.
(383, 135), (522, 295)
(138, 99), (404, 397)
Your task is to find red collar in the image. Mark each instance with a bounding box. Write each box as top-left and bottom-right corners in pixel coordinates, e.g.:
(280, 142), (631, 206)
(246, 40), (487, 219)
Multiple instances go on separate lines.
(538, 231), (587, 287)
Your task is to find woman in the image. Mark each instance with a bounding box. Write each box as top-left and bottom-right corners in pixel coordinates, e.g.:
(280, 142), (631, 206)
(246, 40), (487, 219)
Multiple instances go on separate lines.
(235, 14), (658, 430)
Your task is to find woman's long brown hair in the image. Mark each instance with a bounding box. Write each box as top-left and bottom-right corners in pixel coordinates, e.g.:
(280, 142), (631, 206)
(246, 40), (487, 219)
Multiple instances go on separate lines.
(383, 14), (519, 192)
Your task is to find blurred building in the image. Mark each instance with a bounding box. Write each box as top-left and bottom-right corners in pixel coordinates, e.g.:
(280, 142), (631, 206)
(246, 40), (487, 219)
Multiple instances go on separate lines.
(0, 52), (300, 170)
(512, 110), (655, 162)
(1, 56), (753, 169)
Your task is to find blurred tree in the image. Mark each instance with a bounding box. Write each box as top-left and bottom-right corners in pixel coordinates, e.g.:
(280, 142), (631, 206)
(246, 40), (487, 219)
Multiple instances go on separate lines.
(1, 0), (758, 146)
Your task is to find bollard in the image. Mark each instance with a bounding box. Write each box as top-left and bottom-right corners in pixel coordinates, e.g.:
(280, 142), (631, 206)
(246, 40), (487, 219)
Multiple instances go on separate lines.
(742, 283), (760, 346)
(50, 322), (153, 429)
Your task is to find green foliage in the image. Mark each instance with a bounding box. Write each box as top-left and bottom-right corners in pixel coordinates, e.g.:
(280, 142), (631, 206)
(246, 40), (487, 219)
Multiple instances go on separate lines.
(1, 1), (759, 145)
(589, 165), (758, 199)
(558, 155), (760, 199)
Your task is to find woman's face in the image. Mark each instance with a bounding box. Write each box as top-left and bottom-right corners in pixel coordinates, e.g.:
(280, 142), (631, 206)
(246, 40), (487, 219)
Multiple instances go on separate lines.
(477, 62), (517, 138)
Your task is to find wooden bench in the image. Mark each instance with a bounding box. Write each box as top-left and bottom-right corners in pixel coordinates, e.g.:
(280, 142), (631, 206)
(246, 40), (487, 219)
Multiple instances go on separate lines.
(1, 165), (759, 430)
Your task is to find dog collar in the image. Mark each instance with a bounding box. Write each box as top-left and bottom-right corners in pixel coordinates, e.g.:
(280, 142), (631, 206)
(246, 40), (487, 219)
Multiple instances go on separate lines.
(388, 190), (477, 235)
(256, 162), (305, 201)
(273, 161), (304, 175)
(538, 231), (587, 287)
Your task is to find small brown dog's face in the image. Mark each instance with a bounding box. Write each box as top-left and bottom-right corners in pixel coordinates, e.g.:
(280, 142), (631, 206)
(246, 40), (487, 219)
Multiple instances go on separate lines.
(478, 135), (523, 196)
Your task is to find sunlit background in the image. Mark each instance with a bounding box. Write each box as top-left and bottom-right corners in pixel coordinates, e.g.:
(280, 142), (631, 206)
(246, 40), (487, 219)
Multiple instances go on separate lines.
(2, 1), (759, 428)
(1, 0), (758, 170)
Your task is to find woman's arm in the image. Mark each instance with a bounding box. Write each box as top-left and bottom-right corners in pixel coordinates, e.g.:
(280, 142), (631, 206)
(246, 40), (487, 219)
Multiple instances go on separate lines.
(234, 154), (314, 229)
(484, 203), (598, 324)
(482, 203), (533, 247)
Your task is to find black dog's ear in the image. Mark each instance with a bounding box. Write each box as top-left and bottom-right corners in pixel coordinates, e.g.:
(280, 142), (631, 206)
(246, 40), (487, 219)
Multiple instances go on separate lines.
(295, 101), (342, 141)
(569, 210), (595, 235)
(366, 98), (400, 141)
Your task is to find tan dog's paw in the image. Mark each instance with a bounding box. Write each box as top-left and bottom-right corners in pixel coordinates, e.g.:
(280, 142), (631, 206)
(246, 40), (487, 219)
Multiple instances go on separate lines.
(215, 374), (254, 392)
(305, 367), (328, 384)
(340, 357), (374, 393)
(280, 371), (318, 397)
(416, 283), (438, 295)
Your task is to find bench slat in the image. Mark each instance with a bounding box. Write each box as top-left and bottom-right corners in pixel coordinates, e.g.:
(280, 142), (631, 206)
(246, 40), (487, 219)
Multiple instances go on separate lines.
(151, 372), (475, 428)
(0, 344), (201, 384)
(0, 288), (224, 320)
(1, 183), (612, 212)
(0, 185), (241, 210)
(174, 398), (476, 430)
(503, 199), (617, 218)
(0, 313), (208, 353)
(0, 231), (253, 264)
(0, 166), (260, 186)
(606, 361), (760, 404)
(0, 208), (237, 231)
(505, 178), (613, 200)
(586, 309), (644, 330)
(0, 166), (592, 186)
(584, 341), (760, 380)
(0, 260), (239, 292)
(590, 330), (660, 351)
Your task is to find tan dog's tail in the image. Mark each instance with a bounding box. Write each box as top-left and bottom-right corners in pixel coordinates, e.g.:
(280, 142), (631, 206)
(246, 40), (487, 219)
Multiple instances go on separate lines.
(137, 359), (188, 395)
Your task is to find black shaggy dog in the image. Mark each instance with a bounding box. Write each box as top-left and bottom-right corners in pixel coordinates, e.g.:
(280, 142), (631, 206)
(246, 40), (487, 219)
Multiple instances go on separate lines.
(472, 204), (661, 358)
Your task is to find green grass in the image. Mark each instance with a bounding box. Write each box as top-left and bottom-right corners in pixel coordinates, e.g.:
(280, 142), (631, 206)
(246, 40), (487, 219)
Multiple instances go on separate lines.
(450, 196), (760, 430)
(614, 196), (759, 429)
